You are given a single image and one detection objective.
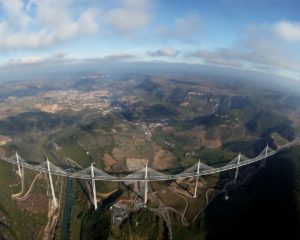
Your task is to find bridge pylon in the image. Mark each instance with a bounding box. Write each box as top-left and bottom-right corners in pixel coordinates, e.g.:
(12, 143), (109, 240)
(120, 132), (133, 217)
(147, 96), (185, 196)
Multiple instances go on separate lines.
(144, 163), (149, 205)
(46, 158), (58, 208)
(265, 144), (269, 156)
(234, 153), (241, 184)
(193, 159), (201, 198)
(0, 132), (297, 204)
(91, 163), (98, 210)
(15, 152), (23, 178)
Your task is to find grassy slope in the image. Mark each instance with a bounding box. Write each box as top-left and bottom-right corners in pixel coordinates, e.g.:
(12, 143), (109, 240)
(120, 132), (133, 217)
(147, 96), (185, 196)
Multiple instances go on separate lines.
(0, 161), (48, 240)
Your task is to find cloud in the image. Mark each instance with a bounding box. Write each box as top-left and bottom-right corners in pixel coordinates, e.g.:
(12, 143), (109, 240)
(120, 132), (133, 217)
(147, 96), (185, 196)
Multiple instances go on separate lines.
(0, 0), (153, 49)
(190, 46), (300, 72)
(0, 52), (136, 69)
(147, 48), (179, 57)
(1, 53), (70, 68)
(273, 20), (300, 42)
(190, 48), (247, 68)
(0, 0), (31, 28)
(189, 25), (300, 75)
(158, 12), (204, 43)
(0, 0), (99, 50)
(101, 53), (136, 61)
(106, 0), (151, 34)
(191, 49), (238, 61)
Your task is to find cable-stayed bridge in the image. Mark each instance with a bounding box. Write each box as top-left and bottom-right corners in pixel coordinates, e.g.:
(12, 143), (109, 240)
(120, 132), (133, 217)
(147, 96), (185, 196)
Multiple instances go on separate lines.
(0, 135), (299, 210)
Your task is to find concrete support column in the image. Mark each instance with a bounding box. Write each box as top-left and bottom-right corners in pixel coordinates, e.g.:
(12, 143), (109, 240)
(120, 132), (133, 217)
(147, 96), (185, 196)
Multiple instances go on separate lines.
(193, 160), (201, 198)
(91, 163), (98, 210)
(265, 145), (269, 157)
(144, 163), (148, 205)
(15, 152), (22, 178)
(234, 153), (241, 184)
(46, 158), (58, 207)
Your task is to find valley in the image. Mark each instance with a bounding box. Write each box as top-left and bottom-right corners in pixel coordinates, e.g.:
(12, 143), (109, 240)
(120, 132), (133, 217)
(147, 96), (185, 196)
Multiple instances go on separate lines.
(0, 73), (299, 239)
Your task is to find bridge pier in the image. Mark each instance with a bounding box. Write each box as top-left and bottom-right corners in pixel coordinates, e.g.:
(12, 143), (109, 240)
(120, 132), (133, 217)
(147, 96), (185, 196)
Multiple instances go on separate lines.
(261, 145), (269, 167)
(193, 160), (201, 198)
(15, 152), (23, 178)
(265, 144), (269, 156)
(234, 153), (241, 184)
(46, 158), (58, 208)
(144, 163), (149, 205)
(91, 163), (98, 210)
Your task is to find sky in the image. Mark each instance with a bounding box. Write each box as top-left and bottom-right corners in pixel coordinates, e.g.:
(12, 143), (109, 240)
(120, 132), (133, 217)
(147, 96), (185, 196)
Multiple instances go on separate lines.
(0, 0), (300, 80)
